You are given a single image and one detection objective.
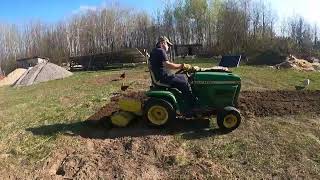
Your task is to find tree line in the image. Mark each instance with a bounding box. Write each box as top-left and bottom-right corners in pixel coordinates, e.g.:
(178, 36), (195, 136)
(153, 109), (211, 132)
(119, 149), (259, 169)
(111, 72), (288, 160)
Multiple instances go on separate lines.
(0, 0), (319, 74)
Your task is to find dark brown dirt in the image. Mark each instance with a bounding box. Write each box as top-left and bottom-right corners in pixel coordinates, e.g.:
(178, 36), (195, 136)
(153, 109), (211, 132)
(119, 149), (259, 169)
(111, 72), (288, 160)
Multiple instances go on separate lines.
(88, 90), (320, 123)
(239, 90), (320, 118)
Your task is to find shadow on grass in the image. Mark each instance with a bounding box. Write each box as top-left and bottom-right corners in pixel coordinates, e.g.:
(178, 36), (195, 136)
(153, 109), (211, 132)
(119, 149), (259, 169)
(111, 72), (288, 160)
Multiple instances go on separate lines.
(26, 118), (229, 140)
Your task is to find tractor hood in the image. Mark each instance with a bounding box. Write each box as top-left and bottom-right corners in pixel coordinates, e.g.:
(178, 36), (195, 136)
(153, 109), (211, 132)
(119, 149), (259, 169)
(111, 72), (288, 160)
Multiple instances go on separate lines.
(192, 72), (241, 85)
(191, 72), (241, 108)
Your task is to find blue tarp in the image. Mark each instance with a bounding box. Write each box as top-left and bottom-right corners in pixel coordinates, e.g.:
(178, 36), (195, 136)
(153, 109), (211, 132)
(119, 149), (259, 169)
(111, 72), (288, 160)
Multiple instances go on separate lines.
(219, 55), (241, 67)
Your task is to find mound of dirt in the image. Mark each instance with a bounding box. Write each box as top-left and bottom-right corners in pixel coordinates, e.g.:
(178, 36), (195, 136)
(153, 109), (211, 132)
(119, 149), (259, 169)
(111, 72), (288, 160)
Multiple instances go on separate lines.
(239, 90), (320, 117)
(0, 68), (27, 87)
(14, 62), (73, 87)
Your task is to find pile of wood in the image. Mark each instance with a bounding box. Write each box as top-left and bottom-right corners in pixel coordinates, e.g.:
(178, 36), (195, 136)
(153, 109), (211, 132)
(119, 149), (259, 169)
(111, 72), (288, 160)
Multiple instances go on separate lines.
(275, 55), (320, 71)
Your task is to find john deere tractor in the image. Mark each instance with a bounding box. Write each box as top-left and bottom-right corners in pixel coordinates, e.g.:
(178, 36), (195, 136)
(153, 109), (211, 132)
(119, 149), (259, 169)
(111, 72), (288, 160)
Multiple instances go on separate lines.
(110, 64), (241, 131)
(143, 65), (242, 131)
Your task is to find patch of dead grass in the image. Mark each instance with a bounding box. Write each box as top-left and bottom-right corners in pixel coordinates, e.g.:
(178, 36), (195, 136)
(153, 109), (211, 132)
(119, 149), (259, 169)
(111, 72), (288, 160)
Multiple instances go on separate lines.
(179, 115), (320, 179)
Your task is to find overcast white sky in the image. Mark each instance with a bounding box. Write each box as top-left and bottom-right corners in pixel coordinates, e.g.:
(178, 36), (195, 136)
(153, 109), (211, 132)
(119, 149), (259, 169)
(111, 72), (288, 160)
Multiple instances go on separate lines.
(273, 0), (320, 25)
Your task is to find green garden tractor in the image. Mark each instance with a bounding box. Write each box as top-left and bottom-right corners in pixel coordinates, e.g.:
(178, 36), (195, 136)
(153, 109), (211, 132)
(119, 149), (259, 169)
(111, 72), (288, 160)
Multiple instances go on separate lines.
(143, 65), (242, 131)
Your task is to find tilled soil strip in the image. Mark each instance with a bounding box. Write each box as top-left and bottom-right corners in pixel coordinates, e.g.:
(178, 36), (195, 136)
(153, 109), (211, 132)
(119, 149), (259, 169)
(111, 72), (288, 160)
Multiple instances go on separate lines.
(88, 90), (320, 122)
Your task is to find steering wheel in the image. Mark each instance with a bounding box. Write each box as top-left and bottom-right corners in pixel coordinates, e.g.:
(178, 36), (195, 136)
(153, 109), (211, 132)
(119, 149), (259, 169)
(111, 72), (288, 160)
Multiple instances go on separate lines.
(175, 69), (185, 74)
(175, 68), (194, 80)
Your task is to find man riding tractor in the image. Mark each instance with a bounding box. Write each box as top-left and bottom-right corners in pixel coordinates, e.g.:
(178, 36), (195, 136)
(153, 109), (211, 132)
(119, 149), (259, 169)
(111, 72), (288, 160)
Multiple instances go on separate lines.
(109, 36), (241, 131)
(148, 36), (228, 118)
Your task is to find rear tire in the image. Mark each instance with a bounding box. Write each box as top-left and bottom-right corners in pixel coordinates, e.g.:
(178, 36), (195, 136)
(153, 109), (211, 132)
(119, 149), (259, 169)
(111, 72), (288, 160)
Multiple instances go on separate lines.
(217, 107), (241, 131)
(143, 98), (176, 127)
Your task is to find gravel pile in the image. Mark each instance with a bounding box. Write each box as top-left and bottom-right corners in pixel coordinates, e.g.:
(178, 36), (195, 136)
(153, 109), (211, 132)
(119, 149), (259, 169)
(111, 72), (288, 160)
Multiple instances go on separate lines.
(14, 62), (73, 87)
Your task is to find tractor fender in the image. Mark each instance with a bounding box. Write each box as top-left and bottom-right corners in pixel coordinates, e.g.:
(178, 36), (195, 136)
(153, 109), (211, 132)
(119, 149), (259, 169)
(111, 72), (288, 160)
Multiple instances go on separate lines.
(145, 91), (179, 110)
(223, 106), (240, 113)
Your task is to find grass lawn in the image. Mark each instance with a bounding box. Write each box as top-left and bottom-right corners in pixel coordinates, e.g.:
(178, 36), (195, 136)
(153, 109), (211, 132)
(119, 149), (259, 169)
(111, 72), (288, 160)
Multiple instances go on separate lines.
(0, 59), (319, 178)
(178, 58), (320, 91)
(0, 70), (122, 168)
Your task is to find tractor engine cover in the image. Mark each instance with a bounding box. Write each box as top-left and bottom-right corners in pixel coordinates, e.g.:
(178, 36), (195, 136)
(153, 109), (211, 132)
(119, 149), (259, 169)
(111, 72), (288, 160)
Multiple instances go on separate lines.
(191, 72), (241, 108)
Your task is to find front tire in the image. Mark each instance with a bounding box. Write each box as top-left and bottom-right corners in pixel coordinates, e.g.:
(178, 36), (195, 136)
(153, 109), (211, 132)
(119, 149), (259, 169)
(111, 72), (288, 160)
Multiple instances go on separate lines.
(143, 98), (176, 127)
(217, 107), (241, 131)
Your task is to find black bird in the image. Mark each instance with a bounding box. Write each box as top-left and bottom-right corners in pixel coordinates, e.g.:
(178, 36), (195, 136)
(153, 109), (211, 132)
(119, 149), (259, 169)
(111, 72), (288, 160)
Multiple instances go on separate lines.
(120, 81), (135, 91)
(121, 85), (130, 91)
(120, 72), (126, 79)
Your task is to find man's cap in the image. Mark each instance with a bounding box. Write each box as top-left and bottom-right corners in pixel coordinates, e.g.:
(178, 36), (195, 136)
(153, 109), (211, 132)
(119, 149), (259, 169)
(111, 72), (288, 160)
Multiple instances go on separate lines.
(158, 36), (173, 46)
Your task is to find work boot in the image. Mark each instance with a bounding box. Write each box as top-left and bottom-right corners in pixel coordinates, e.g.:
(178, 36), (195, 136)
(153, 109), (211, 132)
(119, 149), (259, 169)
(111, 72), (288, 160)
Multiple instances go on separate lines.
(183, 96), (200, 118)
(183, 107), (203, 118)
(184, 111), (196, 118)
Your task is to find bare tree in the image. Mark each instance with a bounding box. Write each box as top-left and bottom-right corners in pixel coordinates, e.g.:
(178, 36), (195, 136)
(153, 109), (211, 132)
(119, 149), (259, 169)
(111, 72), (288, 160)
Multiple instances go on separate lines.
(1, 0), (320, 73)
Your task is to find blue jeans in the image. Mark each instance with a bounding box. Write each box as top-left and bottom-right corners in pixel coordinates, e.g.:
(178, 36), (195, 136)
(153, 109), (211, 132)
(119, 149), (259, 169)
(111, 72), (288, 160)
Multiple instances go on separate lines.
(161, 74), (196, 111)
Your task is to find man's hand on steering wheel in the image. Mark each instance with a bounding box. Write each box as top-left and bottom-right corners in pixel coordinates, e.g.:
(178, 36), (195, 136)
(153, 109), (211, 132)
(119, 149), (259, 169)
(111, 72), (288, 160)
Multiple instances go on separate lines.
(175, 63), (192, 75)
(182, 63), (192, 71)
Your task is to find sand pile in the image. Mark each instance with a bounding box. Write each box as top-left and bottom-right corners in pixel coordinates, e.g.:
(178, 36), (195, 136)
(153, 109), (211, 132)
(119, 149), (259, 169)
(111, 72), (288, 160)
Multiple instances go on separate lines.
(275, 55), (320, 71)
(14, 62), (73, 87)
(0, 68), (27, 87)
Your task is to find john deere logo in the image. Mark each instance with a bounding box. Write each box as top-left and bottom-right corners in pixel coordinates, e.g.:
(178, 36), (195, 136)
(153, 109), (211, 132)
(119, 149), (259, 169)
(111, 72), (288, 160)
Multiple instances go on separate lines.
(193, 81), (240, 85)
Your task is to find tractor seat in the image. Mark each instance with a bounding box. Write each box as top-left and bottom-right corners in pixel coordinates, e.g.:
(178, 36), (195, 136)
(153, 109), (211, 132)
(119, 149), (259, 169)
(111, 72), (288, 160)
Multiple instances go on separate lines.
(148, 63), (171, 88)
(148, 63), (182, 94)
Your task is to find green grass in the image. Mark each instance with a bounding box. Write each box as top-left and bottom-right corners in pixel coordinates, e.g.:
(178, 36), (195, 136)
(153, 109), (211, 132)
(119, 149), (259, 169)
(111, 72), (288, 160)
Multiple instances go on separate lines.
(0, 70), (124, 168)
(0, 59), (319, 178)
(233, 66), (320, 91)
(176, 58), (320, 91)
